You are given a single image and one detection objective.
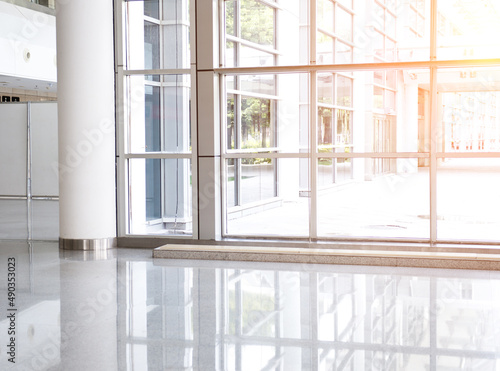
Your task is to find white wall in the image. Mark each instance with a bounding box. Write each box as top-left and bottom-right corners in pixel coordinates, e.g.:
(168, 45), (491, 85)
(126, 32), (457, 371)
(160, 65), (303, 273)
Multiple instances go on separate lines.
(0, 102), (58, 197)
(0, 103), (27, 196)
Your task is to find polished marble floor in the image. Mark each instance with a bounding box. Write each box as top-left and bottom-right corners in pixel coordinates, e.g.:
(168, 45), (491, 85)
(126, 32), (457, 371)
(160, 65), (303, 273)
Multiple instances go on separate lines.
(1, 241), (500, 370)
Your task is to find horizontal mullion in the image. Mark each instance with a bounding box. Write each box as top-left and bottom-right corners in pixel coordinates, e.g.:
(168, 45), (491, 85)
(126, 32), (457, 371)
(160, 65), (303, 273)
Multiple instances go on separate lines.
(436, 152), (500, 158)
(226, 35), (279, 56)
(256, 0), (281, 10)
(143, 15), (160, 24)
(315, 152), (429, 158)
(160, 20), (190, 27)
(123, 68), (191, 76)
(227, 89), (279, 100)
(318, 144), (354, 149)
(317, 29), (356, 49)
(222, 152), (429, 159)
(317, 102), (355, 110)
(227, 147), (280, 153)
(125, 153), (193, 159)
(223, 152), (309, 159)
(216, 58), (500, 75)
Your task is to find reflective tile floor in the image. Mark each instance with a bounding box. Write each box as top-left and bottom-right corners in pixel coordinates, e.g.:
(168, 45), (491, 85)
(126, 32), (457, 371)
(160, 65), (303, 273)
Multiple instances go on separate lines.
(1, 241), (500, 370)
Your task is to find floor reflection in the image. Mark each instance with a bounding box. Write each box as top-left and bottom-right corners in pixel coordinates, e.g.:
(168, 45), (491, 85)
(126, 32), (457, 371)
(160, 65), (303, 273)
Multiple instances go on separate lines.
(1, 243), (500, 370)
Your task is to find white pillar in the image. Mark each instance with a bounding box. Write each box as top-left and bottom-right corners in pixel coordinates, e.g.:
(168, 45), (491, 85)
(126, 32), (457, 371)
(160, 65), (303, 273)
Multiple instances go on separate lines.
(56, 0), (116, 249)
(196, 0), (221, 240)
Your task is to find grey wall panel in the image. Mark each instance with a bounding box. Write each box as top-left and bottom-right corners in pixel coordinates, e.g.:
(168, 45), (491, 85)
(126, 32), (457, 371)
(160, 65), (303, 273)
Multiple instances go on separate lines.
(31, 102), (59, 197)
(0, 104), (28, 196)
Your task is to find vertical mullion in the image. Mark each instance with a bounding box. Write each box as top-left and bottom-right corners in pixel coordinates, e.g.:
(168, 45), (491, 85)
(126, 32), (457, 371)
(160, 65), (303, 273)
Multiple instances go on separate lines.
(235, 0), (242, 207)
(27, 102), (32, 240)
(220, 73), (227, 237)
(310, 0), (318, 240)
(160, 83), (166, 220)
(190, 0), (199, 240)
(158, 0), (166, 222)
(191, 65), (199, 239)
(235, 95), (242, 206)
(114, 0), (128, 236)
(429, 0), (438, 243)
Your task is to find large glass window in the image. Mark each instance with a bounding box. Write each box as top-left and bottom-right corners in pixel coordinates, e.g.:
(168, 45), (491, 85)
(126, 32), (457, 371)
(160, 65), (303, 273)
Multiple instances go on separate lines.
(120, 0), (193, 236)
(117, 0), (500, 246)
(218, 0), (500, 245)
(126, 74), (193, 236)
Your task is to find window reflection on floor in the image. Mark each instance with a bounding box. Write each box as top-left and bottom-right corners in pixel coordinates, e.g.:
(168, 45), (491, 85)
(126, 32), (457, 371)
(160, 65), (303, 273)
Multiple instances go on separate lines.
(122, 260), (500, 370)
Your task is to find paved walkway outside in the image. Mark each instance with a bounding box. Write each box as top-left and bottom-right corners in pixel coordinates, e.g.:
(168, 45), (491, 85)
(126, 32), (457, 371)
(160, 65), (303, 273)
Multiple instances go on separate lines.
(227, 158), (500, 242)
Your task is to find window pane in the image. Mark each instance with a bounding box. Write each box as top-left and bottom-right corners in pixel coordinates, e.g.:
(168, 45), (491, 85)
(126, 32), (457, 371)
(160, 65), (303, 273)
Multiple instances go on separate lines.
(373, 3), (385, 29)
(386, 38), (396, 61)
(316, 69), (428, 155)
(224, 1), (302, 67)
(336, 7), (352, 42)
(226, 41), (236, 68)
(225, 158), (309, 237)
(144, 21), (160, 70)
(240, 0), (275, 47)
(127, 75), (191, 154)
(163, 75), (191, 152)
(226, 73), (309, 154)
(386, 90), (396, 110)
(227, 95), (236, 150)
(374, 86), (384, 109)
(240, 75), (276, 96)
(125, 1), (190, 70)
(318, 33), (334, 64)
(163, 0), (189, 22)
(242, 158), (275, 204)
(129, 158), (192, 235)
(438, 68), (500, 153)
(437, 158), (500, 241)
(386, 70), (397, 89)
(163, 22), (190, 68)
(386, 13), (396, 38)
(337, 0), (353, 9)
(373, 31), (384, 59)
(318, 158), (429, 239)
(239, 45), (275, 67)
(145, 85), (161, 152)
(336, 109), (352, 147)
(437, 0), (500, 60)
(240, 97), (274, 149)
(318, 107), (334, 147)
(318, 73), (334, 105)
(336, 41), (352, 64)
(337, 75), (352, 107)
(374, 70), (385, 86)
(144, 0), (159, 19)
(318, 0), (334, 33)
(225, 0), (236, 37)
(318, 156), (353, 186)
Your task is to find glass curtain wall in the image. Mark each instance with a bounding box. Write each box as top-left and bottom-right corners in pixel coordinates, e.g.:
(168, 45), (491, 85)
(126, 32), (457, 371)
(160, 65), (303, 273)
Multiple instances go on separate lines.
(220, 0), (500, 244)
(120, 0), (194, 236)
(117, 0), (500, 246)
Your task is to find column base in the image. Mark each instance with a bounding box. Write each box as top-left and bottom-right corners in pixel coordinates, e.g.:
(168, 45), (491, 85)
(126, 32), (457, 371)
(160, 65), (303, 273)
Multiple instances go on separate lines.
(59, 237), (116, 251)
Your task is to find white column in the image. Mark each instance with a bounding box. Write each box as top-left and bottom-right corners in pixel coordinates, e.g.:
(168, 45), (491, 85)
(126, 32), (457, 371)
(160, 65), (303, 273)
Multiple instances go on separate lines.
(56, 0), (116, 249)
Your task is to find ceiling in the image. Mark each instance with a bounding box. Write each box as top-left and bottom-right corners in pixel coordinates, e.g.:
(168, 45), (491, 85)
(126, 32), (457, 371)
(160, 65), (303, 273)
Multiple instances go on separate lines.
(0, 73), (57, 94)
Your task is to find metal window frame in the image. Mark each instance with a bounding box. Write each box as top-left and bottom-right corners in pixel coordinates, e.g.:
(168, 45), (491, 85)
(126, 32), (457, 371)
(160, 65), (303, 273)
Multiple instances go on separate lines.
(217, 0), (500, 245)
(115, 0), (198, 239)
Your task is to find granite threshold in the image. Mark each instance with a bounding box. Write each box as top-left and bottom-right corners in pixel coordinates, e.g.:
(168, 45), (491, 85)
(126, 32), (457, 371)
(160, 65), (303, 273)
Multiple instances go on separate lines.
(153, 244), (500, 270)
